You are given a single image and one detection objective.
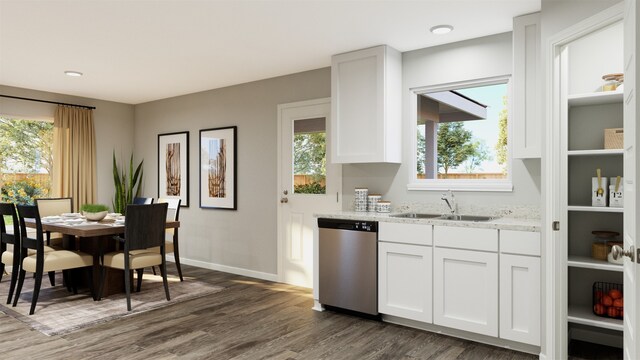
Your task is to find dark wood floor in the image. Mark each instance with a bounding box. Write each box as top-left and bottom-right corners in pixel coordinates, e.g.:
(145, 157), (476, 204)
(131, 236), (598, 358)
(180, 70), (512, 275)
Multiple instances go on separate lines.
(0, 264), (553, 359)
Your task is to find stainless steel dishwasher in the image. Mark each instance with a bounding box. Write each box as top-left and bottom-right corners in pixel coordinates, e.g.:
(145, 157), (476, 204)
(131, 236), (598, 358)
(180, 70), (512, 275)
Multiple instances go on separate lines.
(318, 218), (378, 315)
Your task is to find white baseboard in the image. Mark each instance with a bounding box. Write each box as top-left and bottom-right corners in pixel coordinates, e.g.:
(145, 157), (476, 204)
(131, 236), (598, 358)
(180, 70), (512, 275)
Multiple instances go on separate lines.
(171, 256), (278, 282)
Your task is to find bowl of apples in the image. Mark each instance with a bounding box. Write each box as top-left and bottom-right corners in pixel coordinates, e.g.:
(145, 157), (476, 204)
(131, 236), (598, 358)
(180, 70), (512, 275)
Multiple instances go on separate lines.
(593, 282), (623, 319)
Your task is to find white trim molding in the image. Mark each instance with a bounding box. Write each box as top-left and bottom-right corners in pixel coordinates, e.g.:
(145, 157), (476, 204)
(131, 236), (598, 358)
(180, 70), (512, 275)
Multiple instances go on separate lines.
(407, 180), (512, 192)
(176, 256), (279, 283)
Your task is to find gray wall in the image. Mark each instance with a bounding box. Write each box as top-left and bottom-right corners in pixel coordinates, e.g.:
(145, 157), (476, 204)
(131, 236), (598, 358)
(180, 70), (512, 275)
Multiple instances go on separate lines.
(134, 68), (330, 277)
(342, 32), (542, 211)
(0, 85), (135, 207)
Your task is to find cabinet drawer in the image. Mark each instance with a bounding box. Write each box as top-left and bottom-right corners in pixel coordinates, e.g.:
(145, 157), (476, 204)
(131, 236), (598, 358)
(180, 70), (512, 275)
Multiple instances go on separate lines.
(433, 226), (497, 252)
(379, 222), (432, 245)
(500, 230), (540, 256)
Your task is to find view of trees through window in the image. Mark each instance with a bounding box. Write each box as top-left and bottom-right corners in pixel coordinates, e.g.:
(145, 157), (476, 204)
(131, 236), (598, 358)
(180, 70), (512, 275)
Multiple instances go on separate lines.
(293, 132), (326, 194)
(417, 83), (508, 180)
(0, 116), (53, 205)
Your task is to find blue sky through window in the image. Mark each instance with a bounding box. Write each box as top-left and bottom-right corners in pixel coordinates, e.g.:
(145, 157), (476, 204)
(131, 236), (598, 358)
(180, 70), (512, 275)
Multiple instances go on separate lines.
(446, 83), (507, 174)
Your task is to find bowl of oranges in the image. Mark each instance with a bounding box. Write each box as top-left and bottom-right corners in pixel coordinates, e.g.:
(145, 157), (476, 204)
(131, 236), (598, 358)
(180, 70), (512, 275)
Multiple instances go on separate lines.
(593, 282), (623, 319)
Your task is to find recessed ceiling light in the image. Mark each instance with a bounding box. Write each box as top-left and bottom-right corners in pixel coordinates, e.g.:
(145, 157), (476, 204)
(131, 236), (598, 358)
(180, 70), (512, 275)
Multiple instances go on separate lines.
(64, 70), (83, 77)
(430, 25), (454, 35)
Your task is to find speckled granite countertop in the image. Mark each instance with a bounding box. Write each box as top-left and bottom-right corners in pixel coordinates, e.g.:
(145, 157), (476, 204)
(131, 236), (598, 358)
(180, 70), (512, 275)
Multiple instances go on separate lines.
(314, 211), (541, 232)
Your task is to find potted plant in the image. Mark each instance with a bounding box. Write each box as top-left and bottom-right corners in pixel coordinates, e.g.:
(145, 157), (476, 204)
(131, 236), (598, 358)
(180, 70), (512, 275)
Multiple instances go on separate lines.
(81, 203), (109, 221)
(112, 152), (144, 214)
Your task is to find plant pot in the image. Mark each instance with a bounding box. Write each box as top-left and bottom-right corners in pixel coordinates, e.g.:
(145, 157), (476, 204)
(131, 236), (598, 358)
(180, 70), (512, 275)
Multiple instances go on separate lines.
(83, 210), (107, 221)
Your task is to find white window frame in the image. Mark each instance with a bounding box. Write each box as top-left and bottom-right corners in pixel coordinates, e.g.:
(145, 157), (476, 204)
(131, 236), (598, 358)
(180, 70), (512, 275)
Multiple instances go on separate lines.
(407, 75), (513, 192)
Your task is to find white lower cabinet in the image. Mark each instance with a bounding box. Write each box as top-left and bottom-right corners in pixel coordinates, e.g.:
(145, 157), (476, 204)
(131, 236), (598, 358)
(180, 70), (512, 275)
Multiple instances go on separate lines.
(433, 247), (499, 337)
(378, 242), (432, 322)
(499, 254), (541, 346)
(376, 223), (541, 348)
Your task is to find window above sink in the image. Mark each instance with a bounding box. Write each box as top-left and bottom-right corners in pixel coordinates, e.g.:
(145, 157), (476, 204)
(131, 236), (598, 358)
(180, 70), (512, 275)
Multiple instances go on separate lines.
(408, 75), (513, 192)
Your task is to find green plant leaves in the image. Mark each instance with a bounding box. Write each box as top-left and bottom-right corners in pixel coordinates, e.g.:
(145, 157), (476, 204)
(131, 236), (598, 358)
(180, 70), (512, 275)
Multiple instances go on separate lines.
(112, 151), (143, 214)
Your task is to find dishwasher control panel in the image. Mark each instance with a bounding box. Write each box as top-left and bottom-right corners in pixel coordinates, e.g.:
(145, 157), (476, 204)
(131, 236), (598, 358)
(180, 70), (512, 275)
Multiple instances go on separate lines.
(317, 218), (378, 232)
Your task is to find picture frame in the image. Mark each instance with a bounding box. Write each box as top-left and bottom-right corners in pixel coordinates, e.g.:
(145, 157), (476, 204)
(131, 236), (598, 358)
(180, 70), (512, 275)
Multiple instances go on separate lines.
(158, 131), (189, 207)
(199, 126), (237, 210)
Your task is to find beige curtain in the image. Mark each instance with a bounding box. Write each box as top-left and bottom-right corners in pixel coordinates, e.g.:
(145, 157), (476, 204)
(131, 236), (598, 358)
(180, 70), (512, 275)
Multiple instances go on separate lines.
(51, 106), (97, 211)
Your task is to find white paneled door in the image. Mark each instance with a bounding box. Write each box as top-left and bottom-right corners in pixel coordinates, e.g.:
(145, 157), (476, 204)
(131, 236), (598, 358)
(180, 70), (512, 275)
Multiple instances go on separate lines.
(623, 0), (639, 358)
(277, 98), (341, 288)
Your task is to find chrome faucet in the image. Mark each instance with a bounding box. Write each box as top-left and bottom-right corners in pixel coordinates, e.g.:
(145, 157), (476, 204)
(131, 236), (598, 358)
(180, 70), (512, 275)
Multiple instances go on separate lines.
(441, 190), (457, 215)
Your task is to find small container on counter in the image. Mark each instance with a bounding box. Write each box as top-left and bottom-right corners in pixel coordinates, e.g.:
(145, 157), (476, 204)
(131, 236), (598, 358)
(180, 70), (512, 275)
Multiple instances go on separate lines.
(354, 187), (368, 212)
(367, 194), (382, 212)
(376, 201), (391, 213)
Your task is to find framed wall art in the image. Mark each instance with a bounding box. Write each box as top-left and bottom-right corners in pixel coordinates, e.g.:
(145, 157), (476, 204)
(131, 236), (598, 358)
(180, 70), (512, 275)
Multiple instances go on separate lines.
(158, 131), (189, 207)
(199, 126), (237, 210)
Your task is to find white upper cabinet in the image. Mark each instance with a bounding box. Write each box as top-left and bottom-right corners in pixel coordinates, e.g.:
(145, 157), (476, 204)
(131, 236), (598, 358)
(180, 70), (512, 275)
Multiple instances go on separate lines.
(331, 45), (402, 163)
(512, 12), (542, 159)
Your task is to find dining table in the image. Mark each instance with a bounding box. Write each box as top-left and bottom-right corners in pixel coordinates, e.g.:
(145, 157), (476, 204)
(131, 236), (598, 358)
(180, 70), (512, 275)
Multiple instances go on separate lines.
(25, 215), (180, 298)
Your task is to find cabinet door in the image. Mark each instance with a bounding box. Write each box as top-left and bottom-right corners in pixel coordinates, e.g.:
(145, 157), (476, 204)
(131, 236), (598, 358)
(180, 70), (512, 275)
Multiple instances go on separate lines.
(379, 242), (432, 322)
(331, 45), (401, 163)
(512, 12), (541, 159)
(433, 247), (498, 336)
(499, 254), (541, 346)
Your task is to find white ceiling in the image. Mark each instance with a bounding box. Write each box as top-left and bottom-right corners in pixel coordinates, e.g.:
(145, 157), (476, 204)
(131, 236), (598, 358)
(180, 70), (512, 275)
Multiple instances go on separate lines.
(0, 1), (540, 105)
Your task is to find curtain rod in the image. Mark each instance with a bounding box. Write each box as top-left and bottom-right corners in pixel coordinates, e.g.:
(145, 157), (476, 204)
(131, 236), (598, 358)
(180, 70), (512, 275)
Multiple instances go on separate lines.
(0, 94), (96, 110)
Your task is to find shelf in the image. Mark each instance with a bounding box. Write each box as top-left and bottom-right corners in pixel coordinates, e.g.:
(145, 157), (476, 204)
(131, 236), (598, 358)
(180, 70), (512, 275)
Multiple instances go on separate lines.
(568, 149), (624, 156)
(568, 305), (623, 331)
(568, 91), (624, 107)
(567, 206), (624, 213)
(568, 255), (623, 272)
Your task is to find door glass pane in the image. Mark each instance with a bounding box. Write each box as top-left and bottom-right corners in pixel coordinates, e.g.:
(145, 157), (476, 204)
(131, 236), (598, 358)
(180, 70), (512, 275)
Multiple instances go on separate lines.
(293, 117), (326, 194)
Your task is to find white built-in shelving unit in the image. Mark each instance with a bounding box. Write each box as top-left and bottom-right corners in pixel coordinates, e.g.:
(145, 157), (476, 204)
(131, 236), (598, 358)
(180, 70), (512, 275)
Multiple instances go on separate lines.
(563, 64), (625, 343)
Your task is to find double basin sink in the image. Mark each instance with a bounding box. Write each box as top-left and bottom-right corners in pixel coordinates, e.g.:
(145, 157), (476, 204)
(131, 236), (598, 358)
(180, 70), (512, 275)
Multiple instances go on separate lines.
(390, 213), (496, 222)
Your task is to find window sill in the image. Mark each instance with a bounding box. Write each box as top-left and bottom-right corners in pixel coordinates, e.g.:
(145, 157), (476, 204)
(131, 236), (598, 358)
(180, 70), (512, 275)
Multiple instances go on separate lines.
(407, 180), (513, 192)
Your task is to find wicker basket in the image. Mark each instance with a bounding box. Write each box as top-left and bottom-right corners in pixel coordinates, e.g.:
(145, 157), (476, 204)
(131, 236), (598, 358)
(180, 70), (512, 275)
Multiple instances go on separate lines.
(593, 282), (623, 319)
(604, 128), (624, 149)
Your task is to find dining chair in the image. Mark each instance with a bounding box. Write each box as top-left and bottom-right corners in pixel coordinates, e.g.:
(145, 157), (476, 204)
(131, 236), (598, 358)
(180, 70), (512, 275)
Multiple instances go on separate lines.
(13, 205), (93, 315)
(1, 202), (58, 304)
(133, 197), (154, 205)
(100, 203), (170, 311)
(0, 203), (22, 304)
(151, 198), (183, 281)
(35, 197), (73, 247)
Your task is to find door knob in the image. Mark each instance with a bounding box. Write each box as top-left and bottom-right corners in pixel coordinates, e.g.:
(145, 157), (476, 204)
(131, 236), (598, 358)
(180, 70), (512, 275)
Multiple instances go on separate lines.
(611, 245), (635, 262)
(280, 197), (288, 203)
(283, 190), (288, 195)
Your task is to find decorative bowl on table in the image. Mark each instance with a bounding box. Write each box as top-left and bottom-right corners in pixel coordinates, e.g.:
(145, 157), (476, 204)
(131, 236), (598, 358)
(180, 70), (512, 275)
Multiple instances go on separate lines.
(83, 211), (107, 221)
(80, 204), (110, 222)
